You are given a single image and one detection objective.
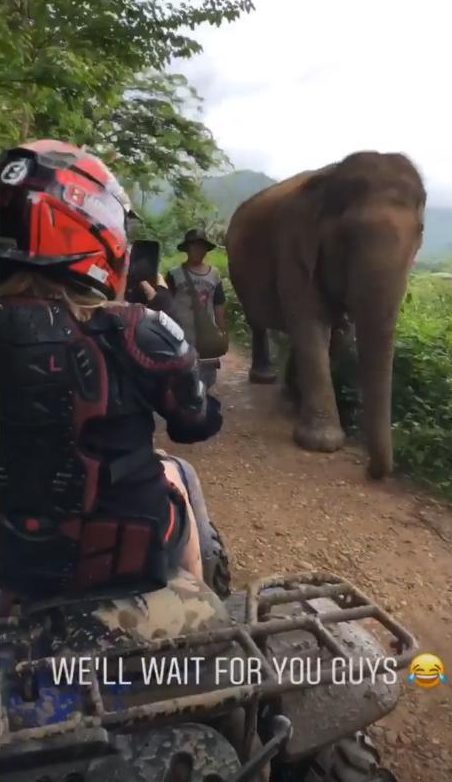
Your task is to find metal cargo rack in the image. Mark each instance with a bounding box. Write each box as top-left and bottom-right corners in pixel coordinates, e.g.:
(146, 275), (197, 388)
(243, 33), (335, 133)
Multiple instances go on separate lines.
(0, 571), (418, 751)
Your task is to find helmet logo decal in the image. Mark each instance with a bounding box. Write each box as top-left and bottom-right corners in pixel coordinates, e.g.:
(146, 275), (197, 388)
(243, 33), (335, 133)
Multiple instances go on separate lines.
(88, 264), (109, 283)
(1, 158), (30, 185)
(63, 184), (86, 207)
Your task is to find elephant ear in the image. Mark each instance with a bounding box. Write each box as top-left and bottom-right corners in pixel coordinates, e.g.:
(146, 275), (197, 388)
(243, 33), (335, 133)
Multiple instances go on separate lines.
(286, 166), (334, 280)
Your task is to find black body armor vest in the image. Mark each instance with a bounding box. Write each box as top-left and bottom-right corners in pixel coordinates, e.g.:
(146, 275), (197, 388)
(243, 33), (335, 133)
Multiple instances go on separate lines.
(0, 298), (181, 597)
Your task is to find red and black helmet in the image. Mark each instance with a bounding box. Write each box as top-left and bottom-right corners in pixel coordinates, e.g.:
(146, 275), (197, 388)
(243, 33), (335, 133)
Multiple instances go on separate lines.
(0, 139), (133, 299)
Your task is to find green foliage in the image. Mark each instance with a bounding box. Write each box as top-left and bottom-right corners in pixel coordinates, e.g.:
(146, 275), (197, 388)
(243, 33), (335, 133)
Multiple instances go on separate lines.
(106, 72), (228, 189)
(0, 0), (254, 185)
(431, 256), (452, 272)
(391, 276), (452, 496)
(223, 278), (251, 346)
(141, 183), (222, 255)
(202, 170), (277, 221)
(136, 168), (275, 216)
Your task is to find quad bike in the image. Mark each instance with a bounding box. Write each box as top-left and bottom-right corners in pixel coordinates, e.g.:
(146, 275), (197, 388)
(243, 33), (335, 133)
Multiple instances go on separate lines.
(0, 459), (417, 782)
(0, 572), (417, 782)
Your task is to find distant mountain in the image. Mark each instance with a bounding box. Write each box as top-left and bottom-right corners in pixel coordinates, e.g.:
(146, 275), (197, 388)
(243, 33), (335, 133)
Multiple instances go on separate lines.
(138, 169), (452, 264)
(137, 169), (276, 218)
(420, 207), (452, 262)
(201, 170), (276, 221)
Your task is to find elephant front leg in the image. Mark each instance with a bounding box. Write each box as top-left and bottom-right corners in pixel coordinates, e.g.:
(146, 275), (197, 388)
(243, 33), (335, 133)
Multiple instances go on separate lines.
(292, 323), (345, 452)
(249, 325), (277, 384)
(277, 263), (344, 451)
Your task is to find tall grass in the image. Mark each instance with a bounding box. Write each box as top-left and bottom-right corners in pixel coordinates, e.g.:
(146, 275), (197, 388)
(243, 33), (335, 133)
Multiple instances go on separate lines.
(392, 276), (452, 495)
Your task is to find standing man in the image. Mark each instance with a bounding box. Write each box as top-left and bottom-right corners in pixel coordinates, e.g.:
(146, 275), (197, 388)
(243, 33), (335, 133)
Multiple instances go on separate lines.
(166, 229), (228, 389)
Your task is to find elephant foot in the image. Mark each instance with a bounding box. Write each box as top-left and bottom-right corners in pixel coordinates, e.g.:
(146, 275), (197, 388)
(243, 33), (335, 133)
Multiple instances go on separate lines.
(293, 420), (345, 453)
(249, 366), (277, 384)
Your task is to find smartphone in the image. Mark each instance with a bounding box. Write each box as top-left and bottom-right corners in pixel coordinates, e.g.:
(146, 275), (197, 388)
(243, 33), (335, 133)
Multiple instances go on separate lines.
(125, 240), (160, 304)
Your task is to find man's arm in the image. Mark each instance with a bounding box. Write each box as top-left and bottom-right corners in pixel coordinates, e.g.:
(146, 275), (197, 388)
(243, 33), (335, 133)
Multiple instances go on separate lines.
(213, 280), (227, 331)
(165, 270), (177, 295)
(140, 277), (182, 324)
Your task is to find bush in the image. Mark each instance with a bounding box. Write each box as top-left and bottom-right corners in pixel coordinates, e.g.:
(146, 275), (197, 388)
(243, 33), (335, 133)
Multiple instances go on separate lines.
(223, 278), (251, 347)
(392, 276), (452, 496)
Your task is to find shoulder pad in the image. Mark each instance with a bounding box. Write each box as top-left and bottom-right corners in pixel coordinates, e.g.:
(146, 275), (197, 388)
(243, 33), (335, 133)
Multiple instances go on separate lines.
(133, 307), (191, 363)
(156, 310), (185, 342)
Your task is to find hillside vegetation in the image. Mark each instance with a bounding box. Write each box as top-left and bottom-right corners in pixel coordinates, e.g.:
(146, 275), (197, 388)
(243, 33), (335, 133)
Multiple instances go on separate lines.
(392, 275), (452, 493)
(201, 171), (276, 221)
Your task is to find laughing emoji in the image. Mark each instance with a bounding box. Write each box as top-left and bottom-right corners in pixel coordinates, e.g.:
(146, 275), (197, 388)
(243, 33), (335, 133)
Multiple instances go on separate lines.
(407, 654), (447, 689)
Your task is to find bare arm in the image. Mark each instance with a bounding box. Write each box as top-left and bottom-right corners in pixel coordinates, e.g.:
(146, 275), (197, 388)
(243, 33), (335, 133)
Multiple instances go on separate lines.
(213, 280), (227, 332)
(214, 304), (226, 331)
(140, 278), (181, 324)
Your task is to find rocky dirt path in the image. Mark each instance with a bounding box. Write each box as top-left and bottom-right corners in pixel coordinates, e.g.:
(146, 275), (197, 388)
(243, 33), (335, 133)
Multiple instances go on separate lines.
(159, 347), (452, 782)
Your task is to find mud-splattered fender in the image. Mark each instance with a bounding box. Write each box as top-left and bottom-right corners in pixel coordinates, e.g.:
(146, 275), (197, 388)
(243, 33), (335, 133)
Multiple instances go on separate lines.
(266, 596), (401, 762)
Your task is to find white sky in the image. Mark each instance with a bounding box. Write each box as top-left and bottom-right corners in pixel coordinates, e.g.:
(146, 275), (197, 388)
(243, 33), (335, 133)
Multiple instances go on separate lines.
(178, 0), (452, 205)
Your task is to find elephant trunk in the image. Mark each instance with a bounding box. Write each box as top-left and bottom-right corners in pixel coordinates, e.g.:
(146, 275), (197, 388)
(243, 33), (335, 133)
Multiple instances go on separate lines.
(354, 317), (396, 478)
(345, 214), (413, 479)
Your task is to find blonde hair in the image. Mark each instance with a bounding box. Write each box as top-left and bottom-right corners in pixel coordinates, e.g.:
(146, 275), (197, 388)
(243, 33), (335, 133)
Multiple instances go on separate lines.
(0, 271), (120, 322)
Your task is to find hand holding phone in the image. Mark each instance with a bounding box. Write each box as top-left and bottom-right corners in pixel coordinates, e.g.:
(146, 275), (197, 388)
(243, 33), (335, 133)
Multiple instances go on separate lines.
(140, 280), (157, 302)
(125, 240), (160, 304)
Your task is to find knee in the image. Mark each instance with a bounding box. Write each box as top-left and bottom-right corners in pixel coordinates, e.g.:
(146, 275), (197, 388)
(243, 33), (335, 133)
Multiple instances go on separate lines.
(165, 456), (201, 497)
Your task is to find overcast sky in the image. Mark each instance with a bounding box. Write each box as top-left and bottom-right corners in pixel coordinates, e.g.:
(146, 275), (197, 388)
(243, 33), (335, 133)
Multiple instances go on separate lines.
(178, 0), (452, 205)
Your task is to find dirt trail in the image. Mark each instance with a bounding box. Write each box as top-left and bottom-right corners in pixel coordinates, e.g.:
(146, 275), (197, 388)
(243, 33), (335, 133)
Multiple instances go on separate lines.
(159, 347), (452, 782)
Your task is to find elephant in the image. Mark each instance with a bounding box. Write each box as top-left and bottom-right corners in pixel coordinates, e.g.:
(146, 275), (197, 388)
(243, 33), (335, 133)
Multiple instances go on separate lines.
(226, 152), (426, 479)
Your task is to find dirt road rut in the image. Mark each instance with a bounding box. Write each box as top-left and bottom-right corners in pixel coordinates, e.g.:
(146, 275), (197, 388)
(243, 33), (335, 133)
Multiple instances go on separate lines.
(159, 348), (452, 782)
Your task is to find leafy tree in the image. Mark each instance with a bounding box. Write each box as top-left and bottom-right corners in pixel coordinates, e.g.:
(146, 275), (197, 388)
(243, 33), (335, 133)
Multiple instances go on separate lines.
(0, 0), (126, 143)
(204, 215), (228, 247)
(141, 181), (218, 254)
(0, 0), (254, 239)
(0, 0), (254, 163)
(102, 72), (227, 194)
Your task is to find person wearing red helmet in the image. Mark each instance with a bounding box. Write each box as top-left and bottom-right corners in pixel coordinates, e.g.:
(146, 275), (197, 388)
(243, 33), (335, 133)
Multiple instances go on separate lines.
(0, 139), (222, 599)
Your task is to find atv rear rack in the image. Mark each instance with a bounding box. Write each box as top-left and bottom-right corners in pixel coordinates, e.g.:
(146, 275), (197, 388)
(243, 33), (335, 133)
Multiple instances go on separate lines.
(0, 570), (417, 751)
